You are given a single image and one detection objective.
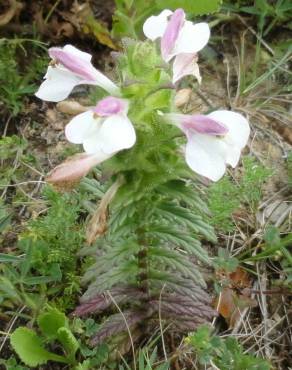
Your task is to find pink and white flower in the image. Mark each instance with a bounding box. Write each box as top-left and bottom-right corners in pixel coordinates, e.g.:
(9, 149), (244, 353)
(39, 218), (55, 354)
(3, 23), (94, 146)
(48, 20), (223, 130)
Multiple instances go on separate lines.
(143, 9), (210, 84)
(36, 45), (120, 102)
(165, 110), (250, 181)
(47, 96), (136, 187)
(65, 96), (136, 159)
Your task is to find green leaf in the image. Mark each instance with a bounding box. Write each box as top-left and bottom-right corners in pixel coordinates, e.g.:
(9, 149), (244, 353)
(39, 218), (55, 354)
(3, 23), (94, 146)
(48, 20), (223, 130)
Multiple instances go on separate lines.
(0, 253), (23, 263)
(145, 89), (172, 110)
(57, 327), (79, 358)
(10, 327), (68, 367)
(0, 277), (21, 301)
(20, 242), (33, 279)
(155, 0), (222, 15)
(75, 359), (91, 370)
(0, 208), (11, 233)
(264, 226), (281, 247)
(37, 307), (68, 340)
(22, 276), (56, 285)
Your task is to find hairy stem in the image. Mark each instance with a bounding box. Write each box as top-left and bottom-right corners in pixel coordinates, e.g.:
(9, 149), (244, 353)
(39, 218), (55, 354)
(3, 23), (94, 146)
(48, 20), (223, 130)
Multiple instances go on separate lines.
(136, 229), (151, 308)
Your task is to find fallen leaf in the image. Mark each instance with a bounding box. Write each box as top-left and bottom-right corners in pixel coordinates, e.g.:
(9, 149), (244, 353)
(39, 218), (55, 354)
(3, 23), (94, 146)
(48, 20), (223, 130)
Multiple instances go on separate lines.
(229, 267), (251, 289)
(215, 287), (257, 328)
(85, 15), (118, 50)
(214, 267), (257, 328)
(65, 2), (119, 50)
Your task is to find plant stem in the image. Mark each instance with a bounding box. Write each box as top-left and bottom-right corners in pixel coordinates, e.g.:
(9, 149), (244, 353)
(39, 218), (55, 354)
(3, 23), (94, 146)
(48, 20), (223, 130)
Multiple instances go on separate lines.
(136, 229), (151, 307)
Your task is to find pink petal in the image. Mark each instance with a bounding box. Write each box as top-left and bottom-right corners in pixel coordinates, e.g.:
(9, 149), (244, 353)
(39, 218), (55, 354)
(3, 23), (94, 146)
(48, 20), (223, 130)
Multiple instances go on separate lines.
(182, 115), (229, 136)
(49, 47), (97, 81)
(92, 97), (128, 116)
(46, 152), (108, 190)
(161, 8), (185, 62)
(207, 110), (250, 148)
(172, 53), (201, 84)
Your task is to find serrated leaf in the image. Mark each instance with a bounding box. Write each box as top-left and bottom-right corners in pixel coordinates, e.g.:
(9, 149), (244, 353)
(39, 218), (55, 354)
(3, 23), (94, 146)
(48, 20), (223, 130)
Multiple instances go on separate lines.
(57, 327), (79, 357)
(156, 0), (222, 15)
(75, 359), (91, 370)
(37, 308), (68, 339)
(10, 327), (68, 367)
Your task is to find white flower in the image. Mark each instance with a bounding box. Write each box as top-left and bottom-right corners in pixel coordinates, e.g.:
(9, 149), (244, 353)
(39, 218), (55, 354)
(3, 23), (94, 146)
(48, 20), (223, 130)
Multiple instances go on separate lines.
(143, 8), (210, 84)
(165, 110), (250, 181)
(65, 96), (136, 160)
(35, 45), (120, 102)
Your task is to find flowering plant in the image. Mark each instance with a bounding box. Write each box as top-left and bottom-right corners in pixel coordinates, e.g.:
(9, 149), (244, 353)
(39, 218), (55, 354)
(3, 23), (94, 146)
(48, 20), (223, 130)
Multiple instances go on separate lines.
(36, 8), (249, 351)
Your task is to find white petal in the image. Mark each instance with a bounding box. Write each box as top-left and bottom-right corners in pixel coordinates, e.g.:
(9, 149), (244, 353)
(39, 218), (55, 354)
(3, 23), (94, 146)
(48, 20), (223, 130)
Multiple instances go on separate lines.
(143, 9), (173, 41)
(185, 133), (227, 181)
(83, 132), (104, 154)
(35, 66), (81, 102)
(63, 44), (92, 62)
(65, 110), (101, 144)
(173, 22), (210, 56)
(225, 145), (241, 168)
(88, 70), (121, 96)
(172, 53), (201, 84)
(207, 110), (250, 149)
(99, 115), (136, 154)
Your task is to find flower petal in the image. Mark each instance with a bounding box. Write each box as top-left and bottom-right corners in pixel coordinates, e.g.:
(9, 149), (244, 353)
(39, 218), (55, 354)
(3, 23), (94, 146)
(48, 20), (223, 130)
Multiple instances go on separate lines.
(143, 9), (173, 41)
(35, 66), (80, 102)
(63, 44), (92, 62)
(82, 132), (104, 154)
(65, 110), (101, 144)
(161, 8), (185, 61)
(49, 47), (98, 81)
(164, 112), (227, 136)
(86, 70), (121, 96)
(46, 152), (110, 189)
(207, 110), (250, 149)
(172, 53), (201, 84)
(172, 22), (210, 56)
(49, 46), (120, 95)
(224, 145), (241, 168)
(99, 115), (136, 154)
(183, 114), (229, 136)
(93, 97), (129, 116)
(185, 133), (227, 181)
